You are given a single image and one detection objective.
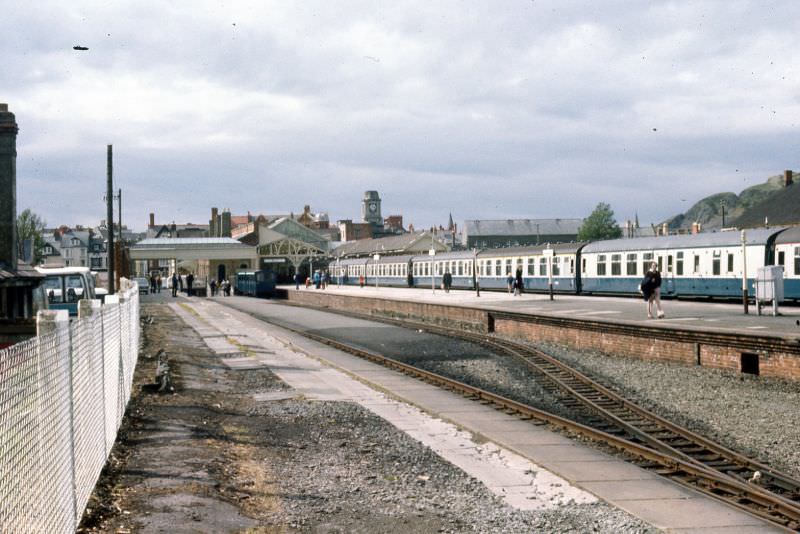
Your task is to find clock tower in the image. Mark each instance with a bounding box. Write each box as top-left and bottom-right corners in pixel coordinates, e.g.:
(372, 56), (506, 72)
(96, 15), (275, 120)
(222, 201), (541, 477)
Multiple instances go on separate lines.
(361, 190), (383, 228)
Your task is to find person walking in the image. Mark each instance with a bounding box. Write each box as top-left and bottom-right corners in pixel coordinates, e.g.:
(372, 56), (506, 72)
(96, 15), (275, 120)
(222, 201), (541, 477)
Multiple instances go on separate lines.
(514, 267), (523, 296)
(313, 270), (321, 289)
(640, 262), (665, 319)
(506, 272), (514, 295)
(186, 272), (194, 297)
(209, 278), (217, 297)
(156, 274), (162, 293)
(171, 272), (178, 297)
(443, 270), (453, 293)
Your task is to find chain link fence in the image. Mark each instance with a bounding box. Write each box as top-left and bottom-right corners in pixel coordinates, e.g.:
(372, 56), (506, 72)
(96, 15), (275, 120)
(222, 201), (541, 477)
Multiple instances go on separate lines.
(0, 282), (140, 533)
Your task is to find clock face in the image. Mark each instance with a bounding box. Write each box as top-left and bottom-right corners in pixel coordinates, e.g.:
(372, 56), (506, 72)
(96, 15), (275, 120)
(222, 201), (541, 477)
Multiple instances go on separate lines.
(369, 202), (377, 213)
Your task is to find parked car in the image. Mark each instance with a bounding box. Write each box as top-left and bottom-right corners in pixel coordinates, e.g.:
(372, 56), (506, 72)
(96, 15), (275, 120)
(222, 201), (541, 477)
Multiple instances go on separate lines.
(134, 277), (150, 295)
(35, 266), (97, 316)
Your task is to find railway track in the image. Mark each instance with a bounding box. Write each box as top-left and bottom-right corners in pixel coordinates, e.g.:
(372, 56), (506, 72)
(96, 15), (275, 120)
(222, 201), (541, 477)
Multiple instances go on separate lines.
(240, 301), (800, 531)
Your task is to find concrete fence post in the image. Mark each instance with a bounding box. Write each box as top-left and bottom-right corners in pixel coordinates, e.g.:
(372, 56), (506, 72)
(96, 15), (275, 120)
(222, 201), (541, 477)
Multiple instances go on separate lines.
(36, 309), (76, 529)
(102, 294), (119, 450)
(79, 298), (107, 463)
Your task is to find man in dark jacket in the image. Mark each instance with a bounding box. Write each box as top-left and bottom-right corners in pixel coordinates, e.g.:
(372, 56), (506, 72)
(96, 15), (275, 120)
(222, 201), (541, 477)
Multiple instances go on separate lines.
(443, 271), (453, 293)
(186, 272), (194, 297)
(640, 262), (664, 319)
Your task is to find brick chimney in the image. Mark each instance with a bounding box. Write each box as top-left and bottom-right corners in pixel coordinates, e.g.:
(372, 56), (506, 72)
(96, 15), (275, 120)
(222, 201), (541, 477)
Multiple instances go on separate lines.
(785, 170), (793, 187)
(0, 103), (18, 270)
(149, 212), (155, 227)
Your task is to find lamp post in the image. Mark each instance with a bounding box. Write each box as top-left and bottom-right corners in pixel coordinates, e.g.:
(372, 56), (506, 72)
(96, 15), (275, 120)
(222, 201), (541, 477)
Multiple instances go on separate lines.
(337, 254), (341, 288)
(429, 248), (436, 294)
(741, 230), (749, 314)
(544, 246), (554, 301)
(373, 252), (380, 290)
(473, 247), (480, 297)
(721, 200), (727, 228)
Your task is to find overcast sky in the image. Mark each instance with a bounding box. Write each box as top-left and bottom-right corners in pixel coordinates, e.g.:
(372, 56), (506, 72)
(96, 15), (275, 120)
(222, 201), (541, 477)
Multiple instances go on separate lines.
(4, 1), (799, 232)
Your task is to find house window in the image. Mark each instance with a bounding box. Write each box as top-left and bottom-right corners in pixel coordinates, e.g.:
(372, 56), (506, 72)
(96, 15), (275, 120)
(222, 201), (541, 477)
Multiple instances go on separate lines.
(676, 251), (684, 276)
(713, 251), (721, 275)
(596, 255), (607, 276)
(626, 253), (637, 275)
(727, 253), (734, 273)
(91, 257), (103, 269)
(611, 254), (621, 276)
(44, 245), (53, 255)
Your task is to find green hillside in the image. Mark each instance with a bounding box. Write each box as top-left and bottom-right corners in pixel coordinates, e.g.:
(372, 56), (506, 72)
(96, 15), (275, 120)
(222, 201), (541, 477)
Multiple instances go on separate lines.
(665, 174), (786, 230)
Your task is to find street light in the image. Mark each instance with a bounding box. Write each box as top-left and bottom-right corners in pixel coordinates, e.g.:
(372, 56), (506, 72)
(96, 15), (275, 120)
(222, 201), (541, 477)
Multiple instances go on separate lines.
(373, 252), (380, 290)
(544, 246), (554, 300)
(473, 247), (480, 297)
(741, 230), (749, 314)
(429, 248), (436, 294)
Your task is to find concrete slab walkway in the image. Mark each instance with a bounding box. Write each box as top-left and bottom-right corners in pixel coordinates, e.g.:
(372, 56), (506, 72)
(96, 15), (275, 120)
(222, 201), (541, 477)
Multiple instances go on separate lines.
(174, 299), (783, 532)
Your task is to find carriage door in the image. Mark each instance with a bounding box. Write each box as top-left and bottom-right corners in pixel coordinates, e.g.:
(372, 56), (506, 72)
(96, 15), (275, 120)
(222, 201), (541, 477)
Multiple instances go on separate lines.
(658, 254), (675, 295)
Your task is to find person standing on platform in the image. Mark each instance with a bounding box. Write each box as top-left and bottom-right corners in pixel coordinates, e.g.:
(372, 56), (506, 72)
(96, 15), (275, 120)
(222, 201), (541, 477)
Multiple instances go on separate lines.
(313, 270), (321, 289)
(640, 262), (665, 319)
(359, 274), (364, 288)
(209, 278), (217, 296)
(506, 272), (514, 295)
(514, 267), (523, 296)
(443, 270), (452, 293)
(186, 272), (194, 297)
(171, 272), (178, 297)
(295, 272), (301, 290)
(156, 274), (162, 293)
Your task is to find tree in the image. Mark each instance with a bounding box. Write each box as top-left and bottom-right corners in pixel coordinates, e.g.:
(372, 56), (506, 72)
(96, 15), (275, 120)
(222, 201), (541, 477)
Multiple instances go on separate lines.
(16, 208), (47, 264)
(577, 202), (622, 242)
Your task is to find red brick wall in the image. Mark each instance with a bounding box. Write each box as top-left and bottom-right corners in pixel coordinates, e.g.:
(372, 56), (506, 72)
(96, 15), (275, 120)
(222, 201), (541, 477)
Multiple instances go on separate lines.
(284, 291), (800, 380)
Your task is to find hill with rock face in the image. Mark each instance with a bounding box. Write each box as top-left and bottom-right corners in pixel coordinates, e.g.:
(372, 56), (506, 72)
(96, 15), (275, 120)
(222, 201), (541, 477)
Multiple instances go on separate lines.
(664, 174), (787, 231)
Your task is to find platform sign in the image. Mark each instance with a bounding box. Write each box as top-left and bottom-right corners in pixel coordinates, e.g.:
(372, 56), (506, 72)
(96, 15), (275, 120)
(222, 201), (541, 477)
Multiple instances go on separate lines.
(373, 254), (380, 261)
(543, 248), (554, 257)
(429, 249), (436, 256)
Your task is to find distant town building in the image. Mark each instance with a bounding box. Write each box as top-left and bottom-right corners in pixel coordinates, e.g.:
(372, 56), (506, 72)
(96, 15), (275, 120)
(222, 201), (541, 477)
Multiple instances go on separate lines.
(461, 218), (583, 249)
(332, 231), (449, 259)
(147, 212), (209, 239)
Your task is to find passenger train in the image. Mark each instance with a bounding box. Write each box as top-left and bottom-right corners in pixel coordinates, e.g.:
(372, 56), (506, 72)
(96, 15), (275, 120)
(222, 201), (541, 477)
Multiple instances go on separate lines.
(330, 226), (800, 301)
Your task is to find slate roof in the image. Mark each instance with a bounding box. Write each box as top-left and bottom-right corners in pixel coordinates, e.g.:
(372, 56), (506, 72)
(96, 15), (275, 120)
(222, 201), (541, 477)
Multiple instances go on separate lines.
(464, 219), (583, 237)
(332, 232), (443, 257)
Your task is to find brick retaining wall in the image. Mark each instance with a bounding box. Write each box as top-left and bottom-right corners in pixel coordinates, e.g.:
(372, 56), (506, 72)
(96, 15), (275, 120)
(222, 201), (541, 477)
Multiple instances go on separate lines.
(283, 290), (800, 380)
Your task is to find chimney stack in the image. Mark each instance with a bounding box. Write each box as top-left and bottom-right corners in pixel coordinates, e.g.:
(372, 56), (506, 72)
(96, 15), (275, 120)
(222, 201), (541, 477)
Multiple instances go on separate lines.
(221, 208), (232, 237)
(785, 170), (793, 187)
(0, 103), (18, 269)
(149, 212), (155, 227)
(210, 207), (219, 237)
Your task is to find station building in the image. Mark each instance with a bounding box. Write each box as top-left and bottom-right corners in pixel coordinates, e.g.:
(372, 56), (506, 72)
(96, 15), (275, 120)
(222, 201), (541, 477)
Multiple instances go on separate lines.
(332, 231), (450, 259)
(461, 218), (583, 249)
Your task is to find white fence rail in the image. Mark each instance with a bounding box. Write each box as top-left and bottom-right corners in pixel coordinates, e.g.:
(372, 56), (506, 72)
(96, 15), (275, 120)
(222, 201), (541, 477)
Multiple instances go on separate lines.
(0, 282), (140, 533)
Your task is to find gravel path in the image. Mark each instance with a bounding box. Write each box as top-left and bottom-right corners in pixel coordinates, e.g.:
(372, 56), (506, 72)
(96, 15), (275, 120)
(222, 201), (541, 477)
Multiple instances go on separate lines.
(524, 339), (800, 480)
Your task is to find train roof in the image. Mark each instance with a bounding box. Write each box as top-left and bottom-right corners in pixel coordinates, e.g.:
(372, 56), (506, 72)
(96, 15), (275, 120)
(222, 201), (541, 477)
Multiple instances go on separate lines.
(411, 250), (477, 261)
(582, 228), (786, 253)
(775, 225), (800, 244)
(477, 243), (584, 258)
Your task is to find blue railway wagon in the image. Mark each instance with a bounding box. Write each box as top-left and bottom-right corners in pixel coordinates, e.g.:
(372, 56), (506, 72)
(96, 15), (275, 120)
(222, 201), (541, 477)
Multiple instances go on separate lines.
(364, 254), (414, 288)
(476, 243), (582, 294)
(235, 270), (277, 298)
(580, 228), (785, 298)
(775, 226), (800, 301)
(411, 250), (477, 290)
(334, 258), (370, 286)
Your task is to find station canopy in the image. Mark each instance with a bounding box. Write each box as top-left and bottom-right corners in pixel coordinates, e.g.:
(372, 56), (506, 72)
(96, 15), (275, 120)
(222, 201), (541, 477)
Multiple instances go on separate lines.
(129, 237), (257, 261)
(255, 217), (329, 271)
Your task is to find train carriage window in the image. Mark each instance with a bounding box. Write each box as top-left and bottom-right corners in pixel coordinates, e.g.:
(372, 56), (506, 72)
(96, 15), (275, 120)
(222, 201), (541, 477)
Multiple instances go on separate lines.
(505, 259), (512, 275)
(693, 254), (700, 274)
(596, 255), (607, 276)
(458, 261), (464, 276)
(657, 257), (663, 272)
(516, 258), (523, 273)
(641, 252), (653, 275)
(727, 253), (734, 273)
(581, 258), (586, 274)
(570, 258), (575, 274)
(794, 247), (800, 276)
(611, 254), (621, 276)
(667, 255), (673, 274)
(626, 253), (637, 275)
(495, 260), (502, 276)
(778, 251), (785, 266)
(713, 251), (721, 275)
(552, 257), (561, 276)
(527, 257), (535, 276)
(676, 252), (684, 275)
(539, 257), (547, 276)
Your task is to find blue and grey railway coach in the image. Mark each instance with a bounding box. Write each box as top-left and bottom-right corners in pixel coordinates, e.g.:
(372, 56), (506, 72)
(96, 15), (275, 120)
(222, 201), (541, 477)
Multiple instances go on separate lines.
(412, 250), (477, 290)
(333, 257), (370, 285)
(234, 270), (277, 298)
(775, 226), (800, 301)
(476, 243), (582, 293)
(580, 228), (785, 298)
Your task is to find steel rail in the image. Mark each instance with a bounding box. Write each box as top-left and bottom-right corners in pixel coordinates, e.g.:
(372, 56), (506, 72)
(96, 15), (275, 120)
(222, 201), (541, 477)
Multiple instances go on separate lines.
(262, 300), (800, 529)
(288, 323), (800, 531)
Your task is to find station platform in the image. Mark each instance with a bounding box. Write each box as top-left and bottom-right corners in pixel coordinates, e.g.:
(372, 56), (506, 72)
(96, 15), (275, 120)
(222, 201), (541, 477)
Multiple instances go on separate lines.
(279, 284), (800, 340)
(175, 297), (784, 532)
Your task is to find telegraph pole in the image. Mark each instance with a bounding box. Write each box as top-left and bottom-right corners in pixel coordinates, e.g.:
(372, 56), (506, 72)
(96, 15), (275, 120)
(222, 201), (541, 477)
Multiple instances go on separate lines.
(116, 187), (122, 288)
(106, 145), (115, 294)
